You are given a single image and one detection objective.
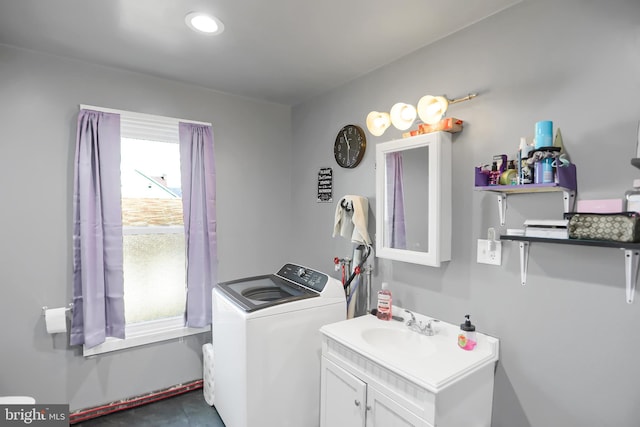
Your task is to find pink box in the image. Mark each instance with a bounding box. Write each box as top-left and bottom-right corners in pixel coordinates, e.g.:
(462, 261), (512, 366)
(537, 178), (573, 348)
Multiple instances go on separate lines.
(576, 199), (623, 213)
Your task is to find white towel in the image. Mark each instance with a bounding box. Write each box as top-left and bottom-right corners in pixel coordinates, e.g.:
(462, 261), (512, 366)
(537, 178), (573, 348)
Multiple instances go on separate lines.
(333, 195), (372, 245)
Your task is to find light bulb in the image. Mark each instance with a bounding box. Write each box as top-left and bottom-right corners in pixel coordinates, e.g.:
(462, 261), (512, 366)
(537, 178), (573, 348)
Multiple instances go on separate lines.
(390, 103), (417, 130)
(366, 111), (391, 136)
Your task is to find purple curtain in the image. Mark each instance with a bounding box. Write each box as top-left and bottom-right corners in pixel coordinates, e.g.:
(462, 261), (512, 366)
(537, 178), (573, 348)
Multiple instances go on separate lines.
(179, 123), (218, 328)
(71, 109), (125, 348)
(386, 152), (406, 249)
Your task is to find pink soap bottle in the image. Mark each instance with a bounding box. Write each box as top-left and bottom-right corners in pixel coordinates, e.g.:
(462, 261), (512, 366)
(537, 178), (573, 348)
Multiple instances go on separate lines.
(458, 315), (477, 351)
(376, 282), (392, 321)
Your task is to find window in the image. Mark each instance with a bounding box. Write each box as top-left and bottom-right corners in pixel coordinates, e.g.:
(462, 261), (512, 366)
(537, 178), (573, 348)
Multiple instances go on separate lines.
(80, 106), (213, 356)
(120, 137), (186, 324)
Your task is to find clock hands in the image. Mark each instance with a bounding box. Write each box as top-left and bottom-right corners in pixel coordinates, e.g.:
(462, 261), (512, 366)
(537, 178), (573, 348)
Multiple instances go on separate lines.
(343, 131), (351, 166)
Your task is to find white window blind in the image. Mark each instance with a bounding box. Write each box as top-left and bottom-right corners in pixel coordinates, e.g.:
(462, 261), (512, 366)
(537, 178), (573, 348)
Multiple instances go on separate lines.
(80, 104), (211, 143)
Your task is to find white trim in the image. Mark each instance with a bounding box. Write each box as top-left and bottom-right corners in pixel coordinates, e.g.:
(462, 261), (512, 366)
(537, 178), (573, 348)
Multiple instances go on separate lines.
(79, 104), (212, 127)
(83, 316), (210, 357)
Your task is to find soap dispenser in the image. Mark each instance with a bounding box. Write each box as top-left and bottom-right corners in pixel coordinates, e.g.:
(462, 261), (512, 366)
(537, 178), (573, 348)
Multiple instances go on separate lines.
(458, 315), (477, 351)
(376, 282), (392, 321)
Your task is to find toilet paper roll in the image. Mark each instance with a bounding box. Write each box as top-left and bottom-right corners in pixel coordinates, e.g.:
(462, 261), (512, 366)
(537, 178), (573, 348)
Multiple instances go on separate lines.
(45, 307), (68, 334)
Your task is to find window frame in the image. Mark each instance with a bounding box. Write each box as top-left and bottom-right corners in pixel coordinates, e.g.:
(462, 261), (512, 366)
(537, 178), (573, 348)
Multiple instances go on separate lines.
(79, 105), (212, 357)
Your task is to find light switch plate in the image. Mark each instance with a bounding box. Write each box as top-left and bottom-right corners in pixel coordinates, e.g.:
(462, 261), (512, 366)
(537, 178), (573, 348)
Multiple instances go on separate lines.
(477, 239), (502, 265)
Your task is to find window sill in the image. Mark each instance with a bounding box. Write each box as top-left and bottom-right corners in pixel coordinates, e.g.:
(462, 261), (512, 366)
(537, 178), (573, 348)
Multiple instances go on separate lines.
(83, 317), (210, 357)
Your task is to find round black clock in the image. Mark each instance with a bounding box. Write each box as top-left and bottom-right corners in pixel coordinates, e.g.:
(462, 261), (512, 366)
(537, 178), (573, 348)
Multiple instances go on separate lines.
(334, 124), (366, 168)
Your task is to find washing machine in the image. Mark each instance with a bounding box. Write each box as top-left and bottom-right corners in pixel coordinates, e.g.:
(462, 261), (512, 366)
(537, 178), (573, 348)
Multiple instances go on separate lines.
(212, 263), (345, 427)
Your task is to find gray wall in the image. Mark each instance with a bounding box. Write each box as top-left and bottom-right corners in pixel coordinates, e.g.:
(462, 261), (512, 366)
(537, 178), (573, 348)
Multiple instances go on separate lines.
(0, 44), (293, 410)
(291, 1), (640, 426)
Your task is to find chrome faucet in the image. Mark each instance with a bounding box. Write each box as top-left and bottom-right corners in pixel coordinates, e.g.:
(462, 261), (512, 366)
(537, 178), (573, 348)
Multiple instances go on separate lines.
(404, 309), (436, 336)
(404, 309), (417, 327)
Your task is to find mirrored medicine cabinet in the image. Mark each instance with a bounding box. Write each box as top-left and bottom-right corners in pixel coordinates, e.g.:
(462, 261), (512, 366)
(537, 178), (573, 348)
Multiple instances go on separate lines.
(375, 131), (452, 266)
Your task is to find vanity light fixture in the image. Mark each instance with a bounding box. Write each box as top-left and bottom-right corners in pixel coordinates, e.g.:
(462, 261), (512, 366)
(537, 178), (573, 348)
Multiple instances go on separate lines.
(389, 103), (417, 131)
(366, 111), (391, 136)
(185, 12), (225, 35)
(365, 93), (478, 136)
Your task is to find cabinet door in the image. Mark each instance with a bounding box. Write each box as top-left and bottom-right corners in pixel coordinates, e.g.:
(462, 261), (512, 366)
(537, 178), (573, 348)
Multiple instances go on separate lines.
(366, 386), (432, 427)
(320, 357), (367, 427)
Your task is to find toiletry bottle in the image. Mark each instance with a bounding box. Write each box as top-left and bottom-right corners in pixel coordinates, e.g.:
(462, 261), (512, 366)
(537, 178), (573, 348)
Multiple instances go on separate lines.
(500, 160), (518, 185)
(488, 162), (500, 186)
(377, 282), (392, 321)
(458, 315), (477, 351)
(542, 157), (554, 183)
(519, 137), (533, 184)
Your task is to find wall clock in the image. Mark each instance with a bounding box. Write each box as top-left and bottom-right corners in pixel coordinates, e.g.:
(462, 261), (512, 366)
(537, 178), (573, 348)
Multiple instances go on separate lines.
(334, 124), (366, 168)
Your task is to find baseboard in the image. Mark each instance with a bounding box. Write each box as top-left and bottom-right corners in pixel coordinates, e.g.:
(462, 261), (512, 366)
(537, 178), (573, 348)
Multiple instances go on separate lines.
(69, 379), (203, 424)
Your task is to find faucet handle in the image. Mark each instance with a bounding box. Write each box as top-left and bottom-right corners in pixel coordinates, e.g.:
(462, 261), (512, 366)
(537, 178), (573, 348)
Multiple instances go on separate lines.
(425, 319), (440, 335)
(404, 309), (416, 326)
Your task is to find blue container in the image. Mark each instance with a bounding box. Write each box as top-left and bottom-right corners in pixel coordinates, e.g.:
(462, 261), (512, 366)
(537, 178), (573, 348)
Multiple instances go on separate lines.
(534, 158), (554, 184)
(535, 121), (553, 149)
(542, 157), (554, 183)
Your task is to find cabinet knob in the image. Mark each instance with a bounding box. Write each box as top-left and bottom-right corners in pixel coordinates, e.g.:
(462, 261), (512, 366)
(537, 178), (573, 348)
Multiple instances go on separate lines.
(366, 405), (372, 411)
(354, 400), (360, 407)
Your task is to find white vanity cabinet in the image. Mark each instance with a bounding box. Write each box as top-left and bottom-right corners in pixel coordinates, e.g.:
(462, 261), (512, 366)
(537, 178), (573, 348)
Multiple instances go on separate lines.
(319, 313), (499, 427)
(321, 357), (429, 427)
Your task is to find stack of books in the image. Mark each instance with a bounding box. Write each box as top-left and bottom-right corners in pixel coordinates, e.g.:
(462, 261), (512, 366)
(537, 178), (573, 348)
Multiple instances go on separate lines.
(523, 219), (569, 239)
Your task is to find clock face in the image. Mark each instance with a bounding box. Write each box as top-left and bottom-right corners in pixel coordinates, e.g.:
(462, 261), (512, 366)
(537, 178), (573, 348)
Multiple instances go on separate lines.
(334, 124), (366, 168)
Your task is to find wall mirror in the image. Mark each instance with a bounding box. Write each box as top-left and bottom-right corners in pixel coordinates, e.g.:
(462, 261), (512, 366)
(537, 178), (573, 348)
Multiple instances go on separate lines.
(375, 131), (452, 266)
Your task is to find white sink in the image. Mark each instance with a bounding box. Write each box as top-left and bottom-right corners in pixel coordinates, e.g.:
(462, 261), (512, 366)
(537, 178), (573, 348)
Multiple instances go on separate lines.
(320, 308), (499, 392)
(361, 327), (437, 358)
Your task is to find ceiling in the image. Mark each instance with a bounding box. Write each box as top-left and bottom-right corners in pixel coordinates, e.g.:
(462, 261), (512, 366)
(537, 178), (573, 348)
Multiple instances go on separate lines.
(0, 0), (521, 106)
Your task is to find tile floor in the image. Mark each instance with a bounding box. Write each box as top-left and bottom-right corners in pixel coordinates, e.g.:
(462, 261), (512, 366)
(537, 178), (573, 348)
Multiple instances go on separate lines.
(74, 389), (225, 427)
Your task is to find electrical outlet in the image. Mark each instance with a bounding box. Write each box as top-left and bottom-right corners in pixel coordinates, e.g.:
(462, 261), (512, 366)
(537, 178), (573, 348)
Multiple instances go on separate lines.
(477, 239), (502, 265)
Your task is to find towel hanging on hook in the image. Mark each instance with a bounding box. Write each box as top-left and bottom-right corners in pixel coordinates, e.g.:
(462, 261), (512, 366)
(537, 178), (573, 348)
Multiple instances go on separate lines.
(333, 195), (372, 245)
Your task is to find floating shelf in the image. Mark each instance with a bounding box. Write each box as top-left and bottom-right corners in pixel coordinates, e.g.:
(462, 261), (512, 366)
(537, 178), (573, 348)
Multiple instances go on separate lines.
(474, 164), (577, 226)
(500, 235), (640, 304)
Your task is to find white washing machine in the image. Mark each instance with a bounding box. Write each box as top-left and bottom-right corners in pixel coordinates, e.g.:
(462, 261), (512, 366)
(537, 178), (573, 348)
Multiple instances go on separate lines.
(212, 263), (345, 427)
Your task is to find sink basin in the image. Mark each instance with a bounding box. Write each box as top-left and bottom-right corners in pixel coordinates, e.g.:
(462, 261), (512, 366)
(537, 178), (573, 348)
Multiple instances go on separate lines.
(361, 328), (436, 358)
(321, 311), (500, 392)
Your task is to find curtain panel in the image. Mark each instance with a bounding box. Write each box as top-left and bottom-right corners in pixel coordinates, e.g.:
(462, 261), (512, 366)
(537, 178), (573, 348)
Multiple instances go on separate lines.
(386, 152), (407, 249)
(179, 122), (218, 328)
(71, 109), (125, 348)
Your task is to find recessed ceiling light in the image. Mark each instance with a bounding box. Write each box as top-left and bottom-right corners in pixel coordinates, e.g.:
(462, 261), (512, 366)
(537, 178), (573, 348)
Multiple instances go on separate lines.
(185, 12), (224, 35)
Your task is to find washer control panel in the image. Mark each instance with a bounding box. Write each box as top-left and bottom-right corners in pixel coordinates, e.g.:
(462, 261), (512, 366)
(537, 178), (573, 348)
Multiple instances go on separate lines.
(277, 263), (329, 293)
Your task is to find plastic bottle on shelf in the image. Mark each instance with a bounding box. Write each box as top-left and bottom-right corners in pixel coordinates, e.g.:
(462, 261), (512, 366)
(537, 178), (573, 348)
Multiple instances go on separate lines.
(376, 282), (392, 321)
(519, 137), (533, 184)
(489, 162), (500, 186)
(500, 160), (518, 185)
